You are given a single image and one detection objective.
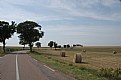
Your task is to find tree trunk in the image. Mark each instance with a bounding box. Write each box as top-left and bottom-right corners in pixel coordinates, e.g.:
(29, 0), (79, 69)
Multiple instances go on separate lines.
(51, 47), (52, 49)
(29, 43), (33, 52)
(30, 46), (32, 52)
(23, 45), (25, 50)
(3, 40), (6, 53)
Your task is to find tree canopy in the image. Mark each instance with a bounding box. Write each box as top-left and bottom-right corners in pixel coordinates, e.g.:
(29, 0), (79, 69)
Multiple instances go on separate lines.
(48, 41), (54, 48)
(35, 42), (41, 48)
(19, 37), (28, 50)
(53, 42), (58, 50)
(0, 21), (16, 53)
(17, 21), (44, 52)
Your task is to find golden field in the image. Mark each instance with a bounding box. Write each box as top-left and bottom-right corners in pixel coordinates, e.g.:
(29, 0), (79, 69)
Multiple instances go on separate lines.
(34, 46), (121, 69)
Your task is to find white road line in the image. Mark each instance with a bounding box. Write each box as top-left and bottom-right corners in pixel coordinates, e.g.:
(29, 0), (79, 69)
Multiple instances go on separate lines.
(43, 65), (55, 72)
(16, 54), (20, 80)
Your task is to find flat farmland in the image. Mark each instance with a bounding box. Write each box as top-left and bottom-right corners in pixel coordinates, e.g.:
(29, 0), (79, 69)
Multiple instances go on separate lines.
(34, 46), (121, 69)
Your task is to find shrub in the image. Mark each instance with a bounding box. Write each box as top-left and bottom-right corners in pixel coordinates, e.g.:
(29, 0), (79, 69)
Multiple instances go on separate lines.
(98, 68), (121, 79)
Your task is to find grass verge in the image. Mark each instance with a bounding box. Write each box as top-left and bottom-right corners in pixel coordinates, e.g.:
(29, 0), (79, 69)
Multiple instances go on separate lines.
(0, 49), (6, 57)
(0, 47), (23, 57)
(0, 52), (6, 57)
(29, 51), (107, 80)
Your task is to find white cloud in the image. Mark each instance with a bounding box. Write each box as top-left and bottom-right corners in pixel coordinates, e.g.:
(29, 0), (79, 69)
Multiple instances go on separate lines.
(39, 0), (121, 21)
(0, 0), (121, 22)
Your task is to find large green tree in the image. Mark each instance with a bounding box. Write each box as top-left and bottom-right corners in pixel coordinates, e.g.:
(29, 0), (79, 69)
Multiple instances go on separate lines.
(0, 21), (16, 53)
(17, 21), (44, 52)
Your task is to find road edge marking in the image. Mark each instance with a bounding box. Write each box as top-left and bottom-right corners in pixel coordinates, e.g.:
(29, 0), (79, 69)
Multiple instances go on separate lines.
(43, 65), (55, 72)
(16, 54), (20, 80)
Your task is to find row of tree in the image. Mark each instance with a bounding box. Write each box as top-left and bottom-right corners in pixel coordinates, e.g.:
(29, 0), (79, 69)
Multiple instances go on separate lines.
(47, 41), (83, 49)
(48, 41), (61, 49)
(0, 21), (44, 53)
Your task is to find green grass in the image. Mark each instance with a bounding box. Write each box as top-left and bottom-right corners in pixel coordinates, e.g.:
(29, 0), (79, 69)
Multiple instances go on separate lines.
(30, 51), (107, 80)
(0, 47), (24, 57)
(0, 48), (5, 57)
(0, 52), (5, 57)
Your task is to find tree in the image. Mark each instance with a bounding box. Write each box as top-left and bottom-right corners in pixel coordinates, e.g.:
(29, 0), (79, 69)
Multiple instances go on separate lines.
(57, 45), (61, 48)
(17, 21), (44, 52)
(73, 44), (83, 47)
(63, 44), (70, 48)
(48, 41), (54, 48)
(19, 38), (28, 50)
(0, 21), (16, 53)
(53, 42), (58, 50)
(36, 42), (41, 49)
(67, 44), (70, 48)
(64, 45), (67, 48)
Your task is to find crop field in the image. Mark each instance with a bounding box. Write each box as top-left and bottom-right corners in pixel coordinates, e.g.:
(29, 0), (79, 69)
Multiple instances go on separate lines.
(34, 46), (121, 69)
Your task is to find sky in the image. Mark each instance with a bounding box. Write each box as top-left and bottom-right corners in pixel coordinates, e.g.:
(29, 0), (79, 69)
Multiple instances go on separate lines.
(0, 0), (121, 47)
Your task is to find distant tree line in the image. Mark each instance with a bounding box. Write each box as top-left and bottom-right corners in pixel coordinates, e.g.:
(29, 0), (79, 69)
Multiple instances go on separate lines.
(47, 40), (83, 50)
(63, 44), (70, 48)
(63, 44), (83, 48)
(73, 44), (83, 47)
(0, 20), (44, 53)
(48, 41), (61, 50)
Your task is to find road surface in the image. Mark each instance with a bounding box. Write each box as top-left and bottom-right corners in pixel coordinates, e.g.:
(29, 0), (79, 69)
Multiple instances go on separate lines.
(0, 51), (75, 80)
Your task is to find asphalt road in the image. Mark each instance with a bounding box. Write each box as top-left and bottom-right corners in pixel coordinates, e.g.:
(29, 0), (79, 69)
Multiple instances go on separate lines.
(0, 51), (75, 80)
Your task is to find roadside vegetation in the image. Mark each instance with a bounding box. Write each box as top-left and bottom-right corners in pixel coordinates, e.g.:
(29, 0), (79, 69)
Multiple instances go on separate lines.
(30, 51), (106, 80)
(30, 46), (121, 80)
(0, 47), (28, 56)
(0, 47), (4, 57)
(17, 21), (44, 52)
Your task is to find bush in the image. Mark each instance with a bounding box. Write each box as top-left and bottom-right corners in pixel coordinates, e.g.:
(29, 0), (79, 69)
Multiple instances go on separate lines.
(98, 68), (121, 80)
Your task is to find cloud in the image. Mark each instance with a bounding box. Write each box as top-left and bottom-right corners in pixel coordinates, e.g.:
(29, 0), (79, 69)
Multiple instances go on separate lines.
(0, 0), (121, 22)
(38, 0), (121, 21)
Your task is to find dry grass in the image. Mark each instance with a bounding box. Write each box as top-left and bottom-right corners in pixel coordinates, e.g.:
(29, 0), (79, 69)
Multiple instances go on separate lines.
(34, 46), (121, 70)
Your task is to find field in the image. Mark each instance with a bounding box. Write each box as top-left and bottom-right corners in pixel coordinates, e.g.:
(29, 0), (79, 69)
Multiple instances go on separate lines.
(34, 46), (121, 69)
